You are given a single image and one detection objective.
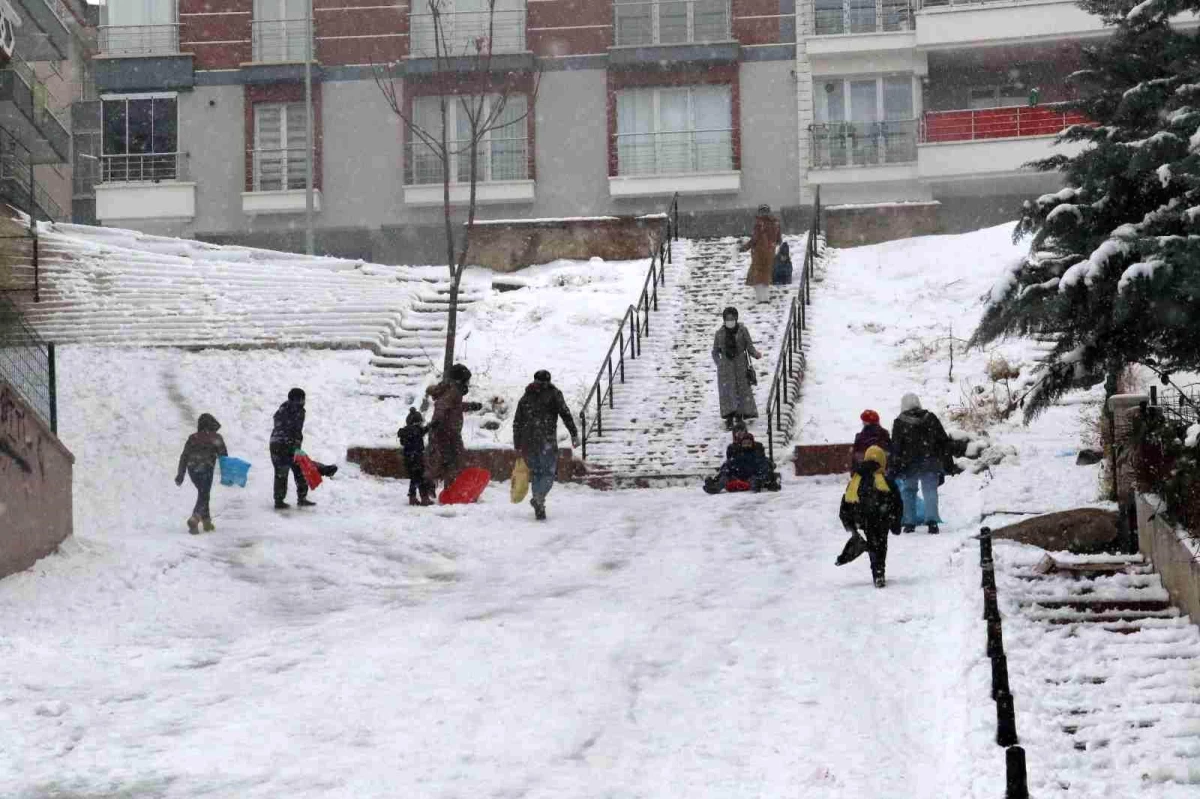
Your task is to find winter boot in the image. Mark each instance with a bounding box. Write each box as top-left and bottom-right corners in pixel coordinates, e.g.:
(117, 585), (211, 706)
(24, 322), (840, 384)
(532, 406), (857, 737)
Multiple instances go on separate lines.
(275, 500), (289, 510)
(409, 495), (421, 507)
(186, 515), (201, 535)
(531, 497), (547, 521)
(202, 518), (215, 532)
(318, 464), (338, 478)
(297, 498), (316, 508)
(874, 574), (887, 589)
(927, 523), (940, 535)
(902, 525), (917, 534)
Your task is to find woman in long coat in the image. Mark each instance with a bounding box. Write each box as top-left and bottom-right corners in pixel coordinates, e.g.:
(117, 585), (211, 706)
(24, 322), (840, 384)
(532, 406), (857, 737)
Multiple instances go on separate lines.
(425, 363), (482, 488)
(712, 306), (763, 429)
(741, 204), (782, 303)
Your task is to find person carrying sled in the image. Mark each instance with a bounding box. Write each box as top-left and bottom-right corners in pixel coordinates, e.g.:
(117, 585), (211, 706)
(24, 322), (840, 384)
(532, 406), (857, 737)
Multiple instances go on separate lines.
(513, 369), (580, 521)
(838, 445), (903, 588)
(398, 407), (435, 506)
(270, 387), (315, 509)
(851, 409), (891, 467)
(712, 306), (763, 430)
(426, 363), (483, 490)
(890, 392), (951, 534)
(740, 204), (782, 303)
(175, 413), (228, 534)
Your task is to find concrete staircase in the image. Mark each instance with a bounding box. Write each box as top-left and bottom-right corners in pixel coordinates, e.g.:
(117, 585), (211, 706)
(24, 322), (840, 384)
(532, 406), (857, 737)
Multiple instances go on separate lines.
(583, 234), (811, 483)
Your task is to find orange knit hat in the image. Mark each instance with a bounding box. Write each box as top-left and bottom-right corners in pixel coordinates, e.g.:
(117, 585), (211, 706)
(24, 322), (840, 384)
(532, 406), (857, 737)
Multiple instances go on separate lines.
(860, 409), (880, 425)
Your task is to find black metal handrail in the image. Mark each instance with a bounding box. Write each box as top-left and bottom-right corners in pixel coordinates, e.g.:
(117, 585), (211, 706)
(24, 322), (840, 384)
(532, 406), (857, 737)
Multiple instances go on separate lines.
(764, 187), (821, 462)
(579, 234), (671, 460)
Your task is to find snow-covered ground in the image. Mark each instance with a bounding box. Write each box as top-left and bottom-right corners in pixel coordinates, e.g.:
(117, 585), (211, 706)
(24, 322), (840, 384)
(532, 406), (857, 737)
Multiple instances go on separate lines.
(2, 224), (1196, 797)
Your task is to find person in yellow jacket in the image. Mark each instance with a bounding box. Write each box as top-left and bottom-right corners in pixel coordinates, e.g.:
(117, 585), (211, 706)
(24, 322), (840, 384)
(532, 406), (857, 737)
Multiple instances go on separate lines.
(838, 445), (904, 588)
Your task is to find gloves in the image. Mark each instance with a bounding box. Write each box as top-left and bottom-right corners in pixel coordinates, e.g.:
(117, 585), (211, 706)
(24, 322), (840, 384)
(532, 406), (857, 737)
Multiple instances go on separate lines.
(571, 435), (580, 449)
(175, 475), (184, 487)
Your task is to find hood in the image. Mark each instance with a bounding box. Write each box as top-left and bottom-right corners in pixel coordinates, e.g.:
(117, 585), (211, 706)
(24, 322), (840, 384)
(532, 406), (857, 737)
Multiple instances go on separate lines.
(900, 392), (922, 413)
(864, 445), (888, 470)
(197, 413), (221, 433)
(405, 408), (423, 426)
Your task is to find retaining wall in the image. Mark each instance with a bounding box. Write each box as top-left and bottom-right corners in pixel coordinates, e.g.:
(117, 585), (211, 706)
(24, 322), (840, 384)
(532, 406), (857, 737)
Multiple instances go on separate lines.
(347, 446), (584, 483)
(1136, 493), (1200, 625)
(465, 216), (666, 272)
(823, 202), (942, 247)
(1, 378), (74, 579)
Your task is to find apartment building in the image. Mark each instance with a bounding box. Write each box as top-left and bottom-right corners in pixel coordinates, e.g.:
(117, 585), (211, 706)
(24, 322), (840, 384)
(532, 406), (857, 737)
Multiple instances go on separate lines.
(81, 1), (800, 262)
(0, 0), (92, 226)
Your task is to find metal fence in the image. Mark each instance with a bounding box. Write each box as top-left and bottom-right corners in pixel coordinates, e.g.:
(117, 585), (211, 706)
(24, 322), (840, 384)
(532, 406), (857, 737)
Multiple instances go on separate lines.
(409, 9), (526, 58)
(615, 129), (733, 176)
(0, 293), (55, 433)
(613, 0), (731, 46)
(407, 137), (530, 185)
(101, 152), (186, 184)
(809, 120), (918, 169)
(814, 0), (913, 35)
(98, 24), (181, 56)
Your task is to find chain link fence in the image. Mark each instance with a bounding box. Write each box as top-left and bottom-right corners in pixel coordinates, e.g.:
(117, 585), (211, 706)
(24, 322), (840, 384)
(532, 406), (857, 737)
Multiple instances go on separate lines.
(0, 293), (55, 432)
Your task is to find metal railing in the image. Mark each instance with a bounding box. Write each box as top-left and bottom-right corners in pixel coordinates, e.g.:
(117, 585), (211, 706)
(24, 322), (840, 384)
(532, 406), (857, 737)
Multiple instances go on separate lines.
(613, 0), (731, 46)
(101, 152), (186, 184)
(251, 18), (312, 63)
(0, 293), (56, 433)
(0, 54), (71, 137)
(764, 186), (821, 463)
(809, 120), (918, 169)
(615, 129), (733, 176)
(920, 103), (1090, 143)
(0, 126), (63, 222)
(98, 24), (181, 55)
(252, 147), (307, 192)
(409, 9), (526, 58)
(814, 0), (913, 35)
(407, 136), (530, 185)
(579, 198), (678, 461)
(919, 0), (1051, 7)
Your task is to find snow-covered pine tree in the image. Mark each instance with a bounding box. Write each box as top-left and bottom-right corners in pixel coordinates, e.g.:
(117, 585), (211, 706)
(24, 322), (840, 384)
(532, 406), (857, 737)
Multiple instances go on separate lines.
(971, 0), (1200, 418)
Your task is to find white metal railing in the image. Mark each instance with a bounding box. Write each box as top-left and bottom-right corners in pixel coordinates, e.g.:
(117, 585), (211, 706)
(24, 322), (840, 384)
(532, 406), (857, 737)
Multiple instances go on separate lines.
(252, 147), (308, 192)
(809, 120), (918, 168)
(614, 129), (733, 176)
(918, 0), (1046, 6)
(100, 152), (185, 184)
(613, 0), (731, 46)
(813, 0), (913, 35)
(409, 9), (526, 59)
(40, 0), (73, 29)
(251, 18), (312, 63)
(98, 24), (181, 56)
(407, 137), (529, 185)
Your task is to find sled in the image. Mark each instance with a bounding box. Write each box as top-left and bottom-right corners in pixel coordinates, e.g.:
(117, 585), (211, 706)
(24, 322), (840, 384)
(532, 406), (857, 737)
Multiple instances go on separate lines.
(726, 479), (752, 492)
(702, 476), (754, 494)
(439, 466), (491, 505)
(217, 456), (251, 488)
(294, 451), (323, 491)
(510, 458), (530, 504)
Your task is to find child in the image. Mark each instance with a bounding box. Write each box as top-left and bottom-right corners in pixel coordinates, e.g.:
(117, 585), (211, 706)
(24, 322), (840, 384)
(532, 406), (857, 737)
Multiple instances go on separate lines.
(838, 445), (903, 588)
(398, 407), (434, 506)
(851, 409), (891, 467)
(771, 241), (793, 285)
(175, 413), (228, 534)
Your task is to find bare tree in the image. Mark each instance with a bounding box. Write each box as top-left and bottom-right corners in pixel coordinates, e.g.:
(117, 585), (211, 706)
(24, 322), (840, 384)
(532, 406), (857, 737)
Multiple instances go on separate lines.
(374, 0), (540, 375)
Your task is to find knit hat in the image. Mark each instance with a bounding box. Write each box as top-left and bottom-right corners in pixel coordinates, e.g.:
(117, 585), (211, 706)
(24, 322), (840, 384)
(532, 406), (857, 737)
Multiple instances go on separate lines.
(406, 407), (423, 426)
(860, 409), (880, 425)
(288, 387), (306, 403)
(900, 393), (922, 412)
(757, 204), (771, 215)
(449, 363), (471, 384)
(534, 369), (551, 383)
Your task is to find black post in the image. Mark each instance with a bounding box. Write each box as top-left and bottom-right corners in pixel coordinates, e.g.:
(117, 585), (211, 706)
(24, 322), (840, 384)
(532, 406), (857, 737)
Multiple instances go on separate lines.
(607, 355), (614, 408)
(1005, 746), (1029, 799)
(580, 411), (587, 459)
(983, 587), (999, 621)
(618, 328), (625, 383)
(996, 691), (1018, 747)
(33, 230), (40, 303)
(991, 653), (1010, 701)
(982, 562), (996, 590)
(986, 618), (1005, 658)
(630, 312), (637, 359)
(596, 391), (602, 437)
(767, 412), (774, 463)
(48, 341), (57, 435)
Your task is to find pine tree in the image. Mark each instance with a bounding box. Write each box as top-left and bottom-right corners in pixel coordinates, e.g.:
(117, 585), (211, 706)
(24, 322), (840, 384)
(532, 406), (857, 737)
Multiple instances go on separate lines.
(971, 0), (1200, 418)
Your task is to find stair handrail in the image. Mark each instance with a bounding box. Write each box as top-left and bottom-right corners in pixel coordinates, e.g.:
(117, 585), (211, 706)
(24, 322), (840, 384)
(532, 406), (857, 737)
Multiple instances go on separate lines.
(764, 187), (821, 463)
(578, 234), (670, 460)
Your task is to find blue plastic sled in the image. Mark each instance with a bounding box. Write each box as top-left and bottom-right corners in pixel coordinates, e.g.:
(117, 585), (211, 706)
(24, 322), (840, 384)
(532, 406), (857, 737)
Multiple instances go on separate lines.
(218, 456), (252, 488)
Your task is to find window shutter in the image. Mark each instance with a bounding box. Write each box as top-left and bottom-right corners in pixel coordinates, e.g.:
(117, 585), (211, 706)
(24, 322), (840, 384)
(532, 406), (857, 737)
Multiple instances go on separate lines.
(255, 104), (284, 191)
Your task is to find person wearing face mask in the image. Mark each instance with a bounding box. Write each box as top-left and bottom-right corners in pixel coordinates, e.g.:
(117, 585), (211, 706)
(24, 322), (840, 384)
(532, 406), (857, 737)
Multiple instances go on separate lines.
(712, 306), (762, 430)
(425, 363), (484, 491)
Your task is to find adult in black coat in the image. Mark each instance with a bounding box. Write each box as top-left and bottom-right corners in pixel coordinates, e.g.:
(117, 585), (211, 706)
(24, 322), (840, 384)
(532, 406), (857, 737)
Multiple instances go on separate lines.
(270, 387), (312, 509)
(838, 445), (903, 588)
(889, 392), (950, 533)
(513, 370), (579, 520)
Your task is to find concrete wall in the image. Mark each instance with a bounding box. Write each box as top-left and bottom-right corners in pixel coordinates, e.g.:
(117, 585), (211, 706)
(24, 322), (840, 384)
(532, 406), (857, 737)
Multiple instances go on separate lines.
(347, 446), (583, 482)
(1136, 493), (1200, 628)
(533, 69), (611, 218)
(467, 216), (665, 272)
(1, 378), (74, 580)
(824, 201), (942, 247)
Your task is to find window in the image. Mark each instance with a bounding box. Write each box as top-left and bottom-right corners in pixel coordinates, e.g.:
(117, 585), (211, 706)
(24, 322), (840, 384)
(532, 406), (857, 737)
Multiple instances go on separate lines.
(408, 94), (529, 185)
(101, 95), (178, 182)
(812, 76), (915, 167)
(410, 0), (527, 59)
(968, 86), (1028, 109)
(613, 1), (730, 46)
(100, 0), (179, 55)
(615, 85), (732, 176)
(253, 0), (309, 63)
(813, 0), (911, 35)
(252, 104), (310, 192)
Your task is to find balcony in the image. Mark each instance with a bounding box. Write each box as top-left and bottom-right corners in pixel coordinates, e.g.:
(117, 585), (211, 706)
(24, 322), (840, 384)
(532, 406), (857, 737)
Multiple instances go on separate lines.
(807, 121), (919, 186)
(403, 138), (535, 206)
(609, 129), (739, 197)
(0, 128), (65, 221)
(251, 18), (312, 63)
(98, 24), (180, 56)
(814, 0), (913, 35)
(914, 0), (1107, 49)
(0, 57), (70, 164)
(609, 0), (737, 64)
(14, 0), (72, 62)
(407, 8), (532, 73)
(95, 153), (195, 222)
(243, 147), (321, 214)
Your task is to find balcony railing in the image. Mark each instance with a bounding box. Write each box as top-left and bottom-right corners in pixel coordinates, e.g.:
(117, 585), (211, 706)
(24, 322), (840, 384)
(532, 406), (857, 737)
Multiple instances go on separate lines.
(918, 0), (1047, 7)
(814, 1), (914, 35)
(0, 130), (64, 221)
(409, 9), (526, 59)
(615, 129), (733, 176)
(98, 24), (181, 56)
(101, 152), (186, 184)
(407, 137), (530, 185)
(809, 120), (918, 168)
(613, 0), (731, 47)
(251, 18), (312, 63)
(920, 104), (1089, 143)
(252, 147), (308, 192)
(0, 55), (70, 141)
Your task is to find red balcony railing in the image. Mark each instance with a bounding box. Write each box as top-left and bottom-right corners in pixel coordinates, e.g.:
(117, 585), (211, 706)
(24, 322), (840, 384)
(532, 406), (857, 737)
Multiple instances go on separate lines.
(920, 103), (1090, 143)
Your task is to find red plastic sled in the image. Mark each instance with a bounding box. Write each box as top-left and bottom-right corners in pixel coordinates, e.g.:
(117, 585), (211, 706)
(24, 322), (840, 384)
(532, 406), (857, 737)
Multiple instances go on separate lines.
(294, 453), (323, 491)
(725, 479), (752, 492)
(439, 467), (491, 505)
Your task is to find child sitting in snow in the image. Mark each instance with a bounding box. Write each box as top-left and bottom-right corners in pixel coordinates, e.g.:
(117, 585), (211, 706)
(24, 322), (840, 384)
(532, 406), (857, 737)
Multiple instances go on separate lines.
(838, 445), (903, 588)
(175, 413), (228, 534)
(704, 423), (781, 493)
(398, 407), (434, 506)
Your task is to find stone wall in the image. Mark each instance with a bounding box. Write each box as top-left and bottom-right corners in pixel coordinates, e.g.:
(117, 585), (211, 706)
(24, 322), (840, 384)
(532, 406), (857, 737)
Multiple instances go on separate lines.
(1136, 494), (1200, 626)
(347, 446), (584, 483)
(1, 378), (74, 579)
(465, 216), (667, 273)
(823, 202), (942, 248)
(793, 443), (853, 476)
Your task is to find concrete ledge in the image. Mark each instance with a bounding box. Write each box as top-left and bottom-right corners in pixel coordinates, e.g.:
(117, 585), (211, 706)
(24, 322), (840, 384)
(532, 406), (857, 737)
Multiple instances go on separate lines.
(97, 182), (196, 222)
(794, 443), (852, 476)
(403, 181), (535, 207)
(346, 446), (584, 483)
(242, 189), (322, 215)
(1136, 494), (1200, 626)
(466, 214), (666, 272)
(1, 379), (74, 580)
(95, 54), (196, 92)
(824, 201), (942, 247)
(404, 52), (536, 75)
(608, 42), (740, 67)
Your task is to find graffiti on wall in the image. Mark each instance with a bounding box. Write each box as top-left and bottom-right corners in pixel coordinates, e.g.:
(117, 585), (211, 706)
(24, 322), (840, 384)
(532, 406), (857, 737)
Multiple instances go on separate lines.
(0, 383), (45, 479)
